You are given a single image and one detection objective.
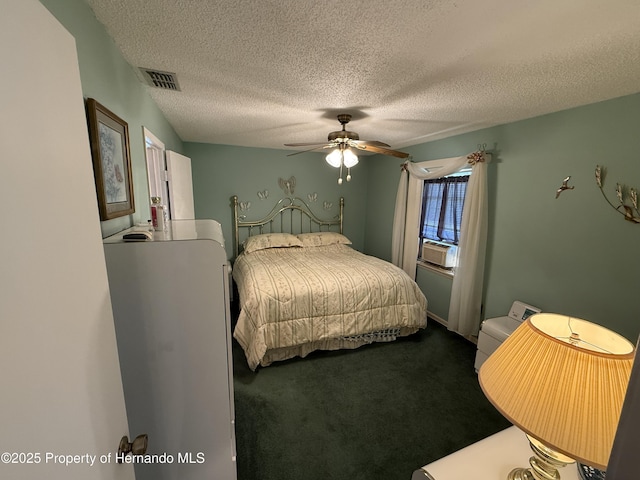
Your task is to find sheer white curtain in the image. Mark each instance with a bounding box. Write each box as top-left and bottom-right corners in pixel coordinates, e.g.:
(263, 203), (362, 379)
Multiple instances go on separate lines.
(392, 151), (489, 337)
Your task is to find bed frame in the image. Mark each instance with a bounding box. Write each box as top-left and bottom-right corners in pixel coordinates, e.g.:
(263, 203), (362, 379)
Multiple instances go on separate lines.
(231, 195), (344, 258)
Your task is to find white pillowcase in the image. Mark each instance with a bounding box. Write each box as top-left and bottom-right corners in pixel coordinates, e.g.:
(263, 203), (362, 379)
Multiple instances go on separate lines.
(296, 232), (352, 247)
(243, 233), (303, 253)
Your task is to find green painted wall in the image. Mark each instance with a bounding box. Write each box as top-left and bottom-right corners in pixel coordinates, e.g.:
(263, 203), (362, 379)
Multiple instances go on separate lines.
(40, 0), (184, 237)
(366, 93), (640, 342)
(184, 143), (369, 261)
(415, 268), (453, 322)
(40, 0), (640, 341)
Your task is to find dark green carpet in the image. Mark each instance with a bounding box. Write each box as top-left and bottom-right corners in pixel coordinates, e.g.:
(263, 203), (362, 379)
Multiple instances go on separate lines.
(232, 319), (511, 480)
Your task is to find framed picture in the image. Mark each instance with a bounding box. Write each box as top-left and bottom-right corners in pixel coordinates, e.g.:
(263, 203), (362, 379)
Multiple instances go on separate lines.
(86, 98), (135, 220)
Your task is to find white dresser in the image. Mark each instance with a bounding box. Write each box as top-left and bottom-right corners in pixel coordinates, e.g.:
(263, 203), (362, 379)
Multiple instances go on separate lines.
(103, 220), (236, 480)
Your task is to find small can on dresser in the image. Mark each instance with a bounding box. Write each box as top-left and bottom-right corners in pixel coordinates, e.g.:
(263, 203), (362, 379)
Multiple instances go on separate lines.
(151, 196), (167, 231)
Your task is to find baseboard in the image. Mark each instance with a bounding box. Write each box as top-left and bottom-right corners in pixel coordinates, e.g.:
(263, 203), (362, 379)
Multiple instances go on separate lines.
(427, 311), (448, 327)
(428, 311), (478, 345)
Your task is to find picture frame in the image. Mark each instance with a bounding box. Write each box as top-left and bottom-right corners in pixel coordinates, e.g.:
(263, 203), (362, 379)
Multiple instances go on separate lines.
(86, 98), (135, 220)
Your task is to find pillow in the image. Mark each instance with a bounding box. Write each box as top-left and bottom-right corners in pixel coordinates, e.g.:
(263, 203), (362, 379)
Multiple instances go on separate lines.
(243, 233), (303, 253)
(297, 232), (352, 247)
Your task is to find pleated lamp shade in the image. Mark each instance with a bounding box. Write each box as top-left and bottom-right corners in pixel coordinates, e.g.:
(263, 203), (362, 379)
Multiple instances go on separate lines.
(478, 313), (635, 470)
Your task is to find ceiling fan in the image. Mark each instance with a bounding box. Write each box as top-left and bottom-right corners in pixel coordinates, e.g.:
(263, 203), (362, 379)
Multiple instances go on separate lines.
(284, 114), (410, 184)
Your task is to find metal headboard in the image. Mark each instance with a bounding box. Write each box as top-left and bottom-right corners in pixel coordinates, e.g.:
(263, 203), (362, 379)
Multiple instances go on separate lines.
(231, 195), (344, 258)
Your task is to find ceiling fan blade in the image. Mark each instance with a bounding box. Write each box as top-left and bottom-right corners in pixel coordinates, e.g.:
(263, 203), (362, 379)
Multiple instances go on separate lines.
(352, 139), (391, 148)
(354, 143), (410, 158)
(286, 145), (330, 156)
(284, 142), (328, 147)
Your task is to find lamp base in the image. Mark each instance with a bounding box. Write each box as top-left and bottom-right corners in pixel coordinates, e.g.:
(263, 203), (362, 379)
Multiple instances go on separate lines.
(506, 435), (574, 480)
(507, 468), (536, 480)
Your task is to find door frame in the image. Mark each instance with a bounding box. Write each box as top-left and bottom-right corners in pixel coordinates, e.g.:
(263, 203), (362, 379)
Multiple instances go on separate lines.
(143, 127), (170, 216)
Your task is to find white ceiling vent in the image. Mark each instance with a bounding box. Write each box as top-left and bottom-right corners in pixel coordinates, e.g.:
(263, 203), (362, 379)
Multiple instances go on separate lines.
(138, 67), (181, 91)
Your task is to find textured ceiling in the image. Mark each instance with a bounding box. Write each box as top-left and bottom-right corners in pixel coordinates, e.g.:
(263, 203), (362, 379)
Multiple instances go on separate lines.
(84, 0), (640, 153)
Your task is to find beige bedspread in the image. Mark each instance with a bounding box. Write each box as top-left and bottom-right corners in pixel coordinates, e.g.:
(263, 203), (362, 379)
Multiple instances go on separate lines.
(233, 244), (428, 369)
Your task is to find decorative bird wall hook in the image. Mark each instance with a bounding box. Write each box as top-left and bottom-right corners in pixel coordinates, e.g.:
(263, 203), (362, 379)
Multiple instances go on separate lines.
(556, 176), (574, 198)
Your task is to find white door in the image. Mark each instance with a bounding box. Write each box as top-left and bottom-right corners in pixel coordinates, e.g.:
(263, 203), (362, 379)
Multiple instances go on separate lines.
(166, 150), (196, 219)
(0, 2), (135, 479)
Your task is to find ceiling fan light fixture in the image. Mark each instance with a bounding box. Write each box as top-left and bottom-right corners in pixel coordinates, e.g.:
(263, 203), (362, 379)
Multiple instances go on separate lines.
(343, 148), (358, 168)
(325, 149), (342, 168)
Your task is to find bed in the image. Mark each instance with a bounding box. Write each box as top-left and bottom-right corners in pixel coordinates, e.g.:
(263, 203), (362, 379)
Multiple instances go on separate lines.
(231, 195), (428, 370)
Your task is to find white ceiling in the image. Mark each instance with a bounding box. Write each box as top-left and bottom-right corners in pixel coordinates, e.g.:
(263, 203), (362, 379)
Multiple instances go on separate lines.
(84, 0), (640, 154)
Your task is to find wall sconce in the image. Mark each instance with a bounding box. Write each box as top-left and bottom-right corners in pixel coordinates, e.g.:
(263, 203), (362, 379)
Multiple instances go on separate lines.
(595, 165), (639, 223)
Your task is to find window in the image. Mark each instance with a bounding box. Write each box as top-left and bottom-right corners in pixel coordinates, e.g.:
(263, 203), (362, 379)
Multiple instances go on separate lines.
(420, 173), (469, 246)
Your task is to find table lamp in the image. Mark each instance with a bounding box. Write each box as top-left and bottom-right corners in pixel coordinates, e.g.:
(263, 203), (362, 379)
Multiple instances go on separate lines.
(478, 313), (635, 480)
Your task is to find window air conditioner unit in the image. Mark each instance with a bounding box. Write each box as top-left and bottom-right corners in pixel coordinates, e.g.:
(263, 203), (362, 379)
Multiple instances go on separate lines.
(422, 241), (457, 268)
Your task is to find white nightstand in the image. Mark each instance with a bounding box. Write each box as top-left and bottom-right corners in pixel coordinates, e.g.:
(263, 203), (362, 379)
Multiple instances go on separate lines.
(411, 426), (579, 480)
